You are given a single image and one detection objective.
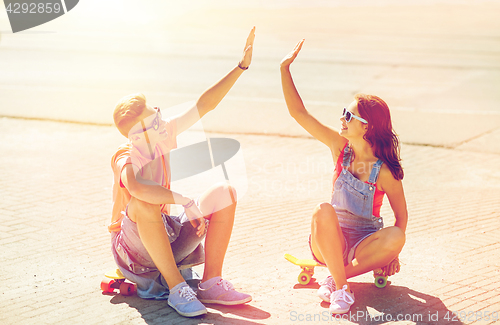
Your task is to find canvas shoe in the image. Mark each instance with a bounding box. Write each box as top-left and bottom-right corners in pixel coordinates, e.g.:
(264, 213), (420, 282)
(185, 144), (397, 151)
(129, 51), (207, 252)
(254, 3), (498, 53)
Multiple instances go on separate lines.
(329, 285), (355, 314)
(317, 275), (336, 302)
(167, 282), (207, 317)
(197, 277), (252, 305)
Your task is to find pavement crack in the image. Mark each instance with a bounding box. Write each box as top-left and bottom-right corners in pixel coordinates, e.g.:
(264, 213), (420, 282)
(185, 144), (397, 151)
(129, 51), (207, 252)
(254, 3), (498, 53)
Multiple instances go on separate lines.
(455, 126), (500, 147)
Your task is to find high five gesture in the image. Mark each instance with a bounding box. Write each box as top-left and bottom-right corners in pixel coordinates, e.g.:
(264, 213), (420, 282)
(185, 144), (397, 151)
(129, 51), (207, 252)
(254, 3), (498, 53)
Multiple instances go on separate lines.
(239, 26), (256, 69)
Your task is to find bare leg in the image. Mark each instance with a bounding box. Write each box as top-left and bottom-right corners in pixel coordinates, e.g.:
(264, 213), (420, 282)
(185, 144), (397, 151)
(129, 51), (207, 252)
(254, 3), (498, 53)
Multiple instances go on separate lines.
(198, 182), (237, 282)
(345, 226), (405, 279)
(310, 203), (350, 291)
(128, 197), (184, 289)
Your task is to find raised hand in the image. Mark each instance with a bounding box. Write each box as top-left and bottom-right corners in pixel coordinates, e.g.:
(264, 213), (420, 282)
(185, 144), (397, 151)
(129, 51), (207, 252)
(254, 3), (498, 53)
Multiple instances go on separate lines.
(280, 39), (305, 68)
(239, 26), (256, 69)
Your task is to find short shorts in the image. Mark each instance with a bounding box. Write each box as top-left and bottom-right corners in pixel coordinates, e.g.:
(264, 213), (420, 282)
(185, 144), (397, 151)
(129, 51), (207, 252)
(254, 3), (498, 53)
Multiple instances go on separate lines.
(111, 202), (209, 299)
(309, 225), (379, 266)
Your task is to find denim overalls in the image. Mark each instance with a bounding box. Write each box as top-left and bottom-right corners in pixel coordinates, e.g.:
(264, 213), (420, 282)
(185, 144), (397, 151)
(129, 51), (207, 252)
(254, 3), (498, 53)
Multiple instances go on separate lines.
(330, 145), (384, 264)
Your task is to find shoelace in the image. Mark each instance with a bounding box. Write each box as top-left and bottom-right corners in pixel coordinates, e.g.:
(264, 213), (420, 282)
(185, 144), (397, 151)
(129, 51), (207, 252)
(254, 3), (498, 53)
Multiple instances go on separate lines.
(179, 286), (197, 301)
(216, 279), (234, 291)
(330, 285), (354, 304)
(319, 276), (335, 290)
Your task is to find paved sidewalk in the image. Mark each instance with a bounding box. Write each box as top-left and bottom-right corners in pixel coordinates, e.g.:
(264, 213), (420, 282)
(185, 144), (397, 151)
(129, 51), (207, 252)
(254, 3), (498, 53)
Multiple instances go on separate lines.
(1, 117), (499, 325)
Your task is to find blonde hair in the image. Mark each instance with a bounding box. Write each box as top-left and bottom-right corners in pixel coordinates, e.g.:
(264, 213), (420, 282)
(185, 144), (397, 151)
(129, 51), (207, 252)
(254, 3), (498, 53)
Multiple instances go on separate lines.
(113, 93), (147, 137)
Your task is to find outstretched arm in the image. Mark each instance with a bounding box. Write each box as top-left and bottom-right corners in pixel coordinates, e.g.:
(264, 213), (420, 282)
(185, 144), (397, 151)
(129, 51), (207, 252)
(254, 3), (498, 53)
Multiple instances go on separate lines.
(280, 39), (347, 156)
(174, 27), (256, 135)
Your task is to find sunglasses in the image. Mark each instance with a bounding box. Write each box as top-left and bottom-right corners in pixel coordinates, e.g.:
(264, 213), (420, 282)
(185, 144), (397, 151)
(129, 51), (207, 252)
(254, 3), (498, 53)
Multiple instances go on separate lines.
(129, 107), (161, 135)
(342, 107), (368, 124)
(143, 106), (162, 132)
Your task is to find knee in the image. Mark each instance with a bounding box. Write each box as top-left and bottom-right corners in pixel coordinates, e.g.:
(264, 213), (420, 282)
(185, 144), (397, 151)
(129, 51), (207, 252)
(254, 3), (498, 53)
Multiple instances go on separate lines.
(129, 197), (159, 220)
(215, 182), (237, 204)
(224, 183), (237, 202)
(312, 203), (337, 227)
(202, 182), (237, 219)
(382, 227), (406, 253)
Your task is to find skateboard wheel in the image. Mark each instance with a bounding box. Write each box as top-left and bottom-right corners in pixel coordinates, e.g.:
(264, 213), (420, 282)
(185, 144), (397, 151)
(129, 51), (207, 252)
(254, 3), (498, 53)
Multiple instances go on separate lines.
(374, 276), (387, 288)
(298, 272), (311, 285)
(101, 278), (116, 293)
(119, 282), (136, 296)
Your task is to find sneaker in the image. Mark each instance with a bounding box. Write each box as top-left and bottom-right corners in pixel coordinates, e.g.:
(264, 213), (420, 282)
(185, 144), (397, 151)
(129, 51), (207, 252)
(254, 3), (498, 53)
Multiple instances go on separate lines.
(197, 277), (252, 305)
(329, 285), (355, 314)
(317, 275), (336, 302)
(167, 282), (207, 317)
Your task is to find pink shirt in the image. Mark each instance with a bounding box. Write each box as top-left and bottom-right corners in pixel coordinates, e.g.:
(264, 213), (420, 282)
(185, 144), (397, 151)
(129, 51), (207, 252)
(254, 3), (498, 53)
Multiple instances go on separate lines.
(109, 119), (177, 232)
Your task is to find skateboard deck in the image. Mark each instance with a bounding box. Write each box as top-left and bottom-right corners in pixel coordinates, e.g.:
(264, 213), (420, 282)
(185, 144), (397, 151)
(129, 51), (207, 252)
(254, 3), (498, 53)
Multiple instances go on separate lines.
(100, 269), (137, 296)
(284, 253), (388, 288)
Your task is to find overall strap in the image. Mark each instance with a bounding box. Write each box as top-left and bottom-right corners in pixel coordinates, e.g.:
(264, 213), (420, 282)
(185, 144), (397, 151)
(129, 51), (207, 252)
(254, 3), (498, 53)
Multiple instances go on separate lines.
(367, 159), (384, 185)
(341, 145), (351, 168)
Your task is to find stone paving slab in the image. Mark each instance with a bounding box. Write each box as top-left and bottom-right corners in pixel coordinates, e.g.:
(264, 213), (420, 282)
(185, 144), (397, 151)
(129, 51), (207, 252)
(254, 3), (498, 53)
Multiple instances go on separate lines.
(1, 117), (499, 325)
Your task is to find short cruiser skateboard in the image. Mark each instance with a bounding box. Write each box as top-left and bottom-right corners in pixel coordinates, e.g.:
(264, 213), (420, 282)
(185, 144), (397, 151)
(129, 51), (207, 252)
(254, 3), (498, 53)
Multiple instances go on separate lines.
(284, 253), (388, 288)
(100, 269), (137, 296)
(284, 253), (324, 285)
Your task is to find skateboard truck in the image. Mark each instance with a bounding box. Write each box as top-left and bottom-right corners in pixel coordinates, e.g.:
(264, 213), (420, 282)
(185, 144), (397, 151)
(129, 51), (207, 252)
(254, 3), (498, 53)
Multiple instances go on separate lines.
(100, 269), (137, 296)
(284, 253), (323, 285)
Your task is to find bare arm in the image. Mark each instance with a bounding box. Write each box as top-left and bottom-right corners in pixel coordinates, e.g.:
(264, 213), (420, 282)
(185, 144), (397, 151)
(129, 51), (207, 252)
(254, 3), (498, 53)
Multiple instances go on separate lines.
(280, 39), (347, 156)
(121, 164), (206, 235)
(379, 166), (408, 232)
(380, 166), (408, 232)
(122, 165), (190, 206)
(174, 27), (256, 135)
(379, 166), (407, 276)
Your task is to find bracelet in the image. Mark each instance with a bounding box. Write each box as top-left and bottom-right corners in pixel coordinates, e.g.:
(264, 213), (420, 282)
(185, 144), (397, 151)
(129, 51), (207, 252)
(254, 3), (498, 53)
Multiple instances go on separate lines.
(238, 62), (249, 70)
(182, 199), (194, 209)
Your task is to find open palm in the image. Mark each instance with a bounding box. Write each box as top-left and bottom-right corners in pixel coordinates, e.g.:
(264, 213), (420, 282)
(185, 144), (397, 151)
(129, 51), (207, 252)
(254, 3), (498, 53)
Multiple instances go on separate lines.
(239, 26), (256, 68)
(280, 39), (305, 68)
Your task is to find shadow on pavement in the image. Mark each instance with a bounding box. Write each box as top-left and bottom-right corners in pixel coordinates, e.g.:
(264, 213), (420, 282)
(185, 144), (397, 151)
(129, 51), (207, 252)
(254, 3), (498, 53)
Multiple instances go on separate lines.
(204, 303), (271, 320)
(293, 281), (321, 290)
(312, 282), (464, 325)
(109, 294), (270, 324)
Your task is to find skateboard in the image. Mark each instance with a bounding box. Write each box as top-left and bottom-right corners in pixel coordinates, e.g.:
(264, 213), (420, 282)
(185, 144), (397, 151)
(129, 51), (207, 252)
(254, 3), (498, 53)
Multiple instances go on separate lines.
(100, 269), (137, 296)
(284, 253), (324, 285)
(284, 253), (388, 288)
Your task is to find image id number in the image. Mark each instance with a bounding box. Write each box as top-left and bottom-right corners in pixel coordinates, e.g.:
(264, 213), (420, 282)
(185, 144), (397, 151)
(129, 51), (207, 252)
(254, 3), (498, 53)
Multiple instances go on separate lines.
(6, 2), (62, 14)
(445, 310), (499, 322)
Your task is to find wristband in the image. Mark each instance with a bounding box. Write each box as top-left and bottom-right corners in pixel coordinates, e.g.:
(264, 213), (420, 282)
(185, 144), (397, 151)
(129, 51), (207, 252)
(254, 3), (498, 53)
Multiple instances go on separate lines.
(182, 199), (194, 209)
(238, 62), (249, 70)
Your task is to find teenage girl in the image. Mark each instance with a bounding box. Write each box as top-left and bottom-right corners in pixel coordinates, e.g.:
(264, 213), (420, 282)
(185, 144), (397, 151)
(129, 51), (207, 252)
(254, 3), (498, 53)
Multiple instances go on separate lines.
(280, 39), (408, 314)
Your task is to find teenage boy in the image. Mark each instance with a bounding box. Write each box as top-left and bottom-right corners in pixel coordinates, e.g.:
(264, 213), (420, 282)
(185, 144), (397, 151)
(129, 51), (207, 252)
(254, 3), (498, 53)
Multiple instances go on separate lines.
(109, 27), (255, 317)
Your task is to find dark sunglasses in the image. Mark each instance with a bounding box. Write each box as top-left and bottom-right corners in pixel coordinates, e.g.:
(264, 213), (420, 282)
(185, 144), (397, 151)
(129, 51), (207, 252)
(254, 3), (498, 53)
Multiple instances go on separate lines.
(342, 107), (368, 124)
